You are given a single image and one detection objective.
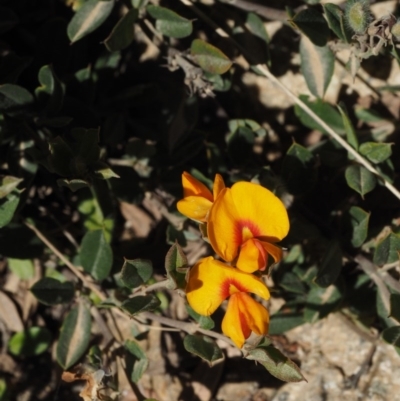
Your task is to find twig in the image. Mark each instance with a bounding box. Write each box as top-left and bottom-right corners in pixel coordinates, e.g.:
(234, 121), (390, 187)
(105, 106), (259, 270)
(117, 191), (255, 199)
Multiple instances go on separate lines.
(355, 254), (398, 325)
(25, 221), (236, 347)
(179, 0), (400, 201)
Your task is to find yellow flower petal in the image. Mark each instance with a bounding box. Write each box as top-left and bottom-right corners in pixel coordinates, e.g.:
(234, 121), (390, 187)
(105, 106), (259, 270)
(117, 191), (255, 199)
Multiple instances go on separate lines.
(213, 174), (225, 200)
(186, 256), (270, 316)
(177, 196), (212, 222)
(221, 293), (269, 348)
(236, 238), (267, 273)
(208, 182), (289, 262)
(182, 171), (213, 201)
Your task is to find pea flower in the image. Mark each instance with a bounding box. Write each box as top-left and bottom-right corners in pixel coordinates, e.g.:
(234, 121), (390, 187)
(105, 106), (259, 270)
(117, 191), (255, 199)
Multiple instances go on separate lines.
(186, 256), (270, 348)
(177, 171), (225, 222)
(207, 182), (289, 273)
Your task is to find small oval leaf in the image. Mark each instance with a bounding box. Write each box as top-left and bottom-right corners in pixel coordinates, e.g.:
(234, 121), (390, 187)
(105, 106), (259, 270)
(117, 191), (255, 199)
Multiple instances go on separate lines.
(183, 334), (223, 364)
(30, 277), (75, 305)
(67, 0), (115, 43)
(120, 259), (153, 289)
(147, 5), (192, 38)
(359, 142), (392, 164)
(121, 295), (160, 316)
(300, 35), (334, 98)
(191, 39), (232, 75)
(345, 165), (377, 197)
(373, 232), (400, 266)
(8, 327), (52, 357)
(56, 302), (91, 369)
(80, 229), (113, 281)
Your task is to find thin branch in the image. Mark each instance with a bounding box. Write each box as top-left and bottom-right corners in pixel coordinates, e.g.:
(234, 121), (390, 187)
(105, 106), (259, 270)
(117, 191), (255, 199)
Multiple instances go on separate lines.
(179, 0), (400, 201)
(355, 254), (398, 326)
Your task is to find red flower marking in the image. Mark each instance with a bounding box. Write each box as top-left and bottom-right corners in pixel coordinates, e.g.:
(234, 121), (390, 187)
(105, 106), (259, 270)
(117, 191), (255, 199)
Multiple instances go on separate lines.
(220, 278), (248, 299)
(233, 219), (262, 246)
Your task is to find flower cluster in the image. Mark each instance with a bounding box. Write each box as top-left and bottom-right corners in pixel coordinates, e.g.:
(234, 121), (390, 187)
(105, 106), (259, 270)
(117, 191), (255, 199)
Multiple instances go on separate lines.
(177, 172), (290, 348)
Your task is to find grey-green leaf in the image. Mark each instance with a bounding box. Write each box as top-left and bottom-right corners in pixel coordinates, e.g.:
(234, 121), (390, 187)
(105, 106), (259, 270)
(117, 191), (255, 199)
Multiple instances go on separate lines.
(165, 242), (188, 290)
(300, 35), (334, 98)
(120, 259), (153, 289)
(183, 335), (223, 364)
(373, 232), (400, 266)
(290, 8), (329, 46)
(348, 206), (369, 247)
(67, 0), (115, 43)
(338, 102), (358, 150)
(247, 345), (305, 382)
(0, 84), (34, 112)
(121, 295), (161, 316)
(191, 39), (232, 75)
(323, 3), (352, 43)
(0, 192), (19, 228)
(104, 8), (138, 52)
(125, 340), (148, 383)
(30, 278), (75, 305)
(0, 176), (23, 199)
(359, 142), (392, 164)
(345, 165), (377, 197)
(56, 302), (91, 369)
(80, 229), (113, 281)
(147, 5), (192, 38)
(382, 326), (400, 348)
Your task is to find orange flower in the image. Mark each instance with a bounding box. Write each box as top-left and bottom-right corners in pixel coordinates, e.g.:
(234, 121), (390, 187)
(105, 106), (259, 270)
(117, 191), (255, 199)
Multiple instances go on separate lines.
(207, 182), (289, 273)
(177, 171), (225, 222)
(186, 256), (270, 348)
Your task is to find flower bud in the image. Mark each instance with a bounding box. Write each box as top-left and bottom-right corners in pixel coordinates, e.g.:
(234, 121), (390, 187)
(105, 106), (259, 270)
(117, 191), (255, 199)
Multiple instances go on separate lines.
(345, 0), (371, 34)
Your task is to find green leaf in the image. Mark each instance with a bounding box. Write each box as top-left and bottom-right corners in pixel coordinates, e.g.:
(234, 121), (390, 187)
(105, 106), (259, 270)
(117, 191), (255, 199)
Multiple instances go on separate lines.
(304, 283), (342, 323)
(290, 8), (329, 46)
(245, 12), (271, 66)
(57, 178), (90, 192)
(125, 340), (148, 383)
(295, 95), (345, 134)
(345, 165), (377, 197)
(35, 65), (65, 114)
(56, 302), (91, 369)
(80, 229), (113, 281)
(247, 344), (305, 382)
(0, 176), (23, 199)
(8, 327), (52, 357)
(185, 304), (215, 330)
(281, 142), (316, 195)
(121, 295), (161, 316)
(0, 84), (34, 112)
(300, 36), (334, 98)
(120, 259), (153, 289)
(381, 326), (400, 349)
(183, 335), (223, 364)
(315, 240), (342, 287)
(373, 232), (400, 266)
(390, 294), (400, 322)
(0, 192), (19, 228)
(191, 39), (232, 75)
(355, 107), (384, 123)
(348, 206), (370, 247)
(279, 271), (307, 294)
(359, 142), (392, 164)
(67, 0), (114, 43)
(269, 311), (305, 335)
(164, 242), (188, 290)
(338, 103), (358, 150)
(8, 258), (34, 280)
(147, 5), (192, 38)
(91, 161), (120, 179)
(104, 8), (138, 52)
(323, 3), (352, 43)
(30, 278), (75, 305)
